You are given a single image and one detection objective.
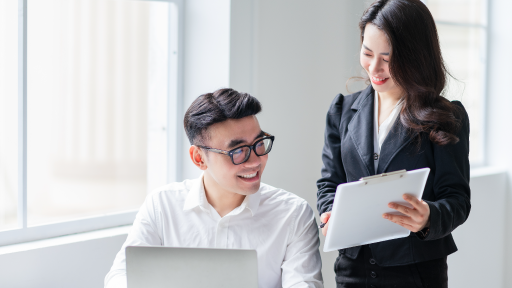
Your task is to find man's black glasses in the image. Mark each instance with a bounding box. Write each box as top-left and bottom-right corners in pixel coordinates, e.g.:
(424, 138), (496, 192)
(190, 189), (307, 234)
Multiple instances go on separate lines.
(196, 133), (275, 165)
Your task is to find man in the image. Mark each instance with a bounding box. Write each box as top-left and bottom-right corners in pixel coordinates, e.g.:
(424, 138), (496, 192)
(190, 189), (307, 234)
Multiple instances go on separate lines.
(104, 88), (323, 288)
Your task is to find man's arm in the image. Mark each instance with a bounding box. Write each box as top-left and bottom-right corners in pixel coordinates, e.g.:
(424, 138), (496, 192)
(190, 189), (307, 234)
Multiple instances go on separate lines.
(281, 201), (323, 288)
(104, 194), (163, 288)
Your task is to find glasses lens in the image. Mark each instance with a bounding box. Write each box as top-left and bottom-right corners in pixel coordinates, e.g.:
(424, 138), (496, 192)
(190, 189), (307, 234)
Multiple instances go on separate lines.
(254, 138), (273, 156)
(232, 146), (250, 164)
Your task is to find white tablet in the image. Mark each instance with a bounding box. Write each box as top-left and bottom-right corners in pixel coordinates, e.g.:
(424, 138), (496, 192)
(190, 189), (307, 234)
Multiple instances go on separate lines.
(323, 168), (430, 252)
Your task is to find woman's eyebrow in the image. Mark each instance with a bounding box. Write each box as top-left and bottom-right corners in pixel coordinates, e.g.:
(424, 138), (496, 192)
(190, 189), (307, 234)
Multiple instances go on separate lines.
(362, 44), (389, 55)
(363, 44), (373, 52)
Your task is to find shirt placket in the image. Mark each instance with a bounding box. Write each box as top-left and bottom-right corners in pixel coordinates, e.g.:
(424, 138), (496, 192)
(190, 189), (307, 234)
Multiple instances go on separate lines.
(215, 216), (231, 248)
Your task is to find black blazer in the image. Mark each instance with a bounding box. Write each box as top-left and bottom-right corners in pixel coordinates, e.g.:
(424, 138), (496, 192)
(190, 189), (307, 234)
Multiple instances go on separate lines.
(316, 85), (471, 266)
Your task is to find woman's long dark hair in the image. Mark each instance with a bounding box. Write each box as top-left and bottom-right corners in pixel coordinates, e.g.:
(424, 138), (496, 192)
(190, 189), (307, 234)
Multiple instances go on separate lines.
(360, 0), (461, 146)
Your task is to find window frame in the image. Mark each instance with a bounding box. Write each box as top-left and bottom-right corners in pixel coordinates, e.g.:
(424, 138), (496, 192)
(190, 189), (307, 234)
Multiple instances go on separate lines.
(424, 0), (489, 167)
(0, 0), (184, 246)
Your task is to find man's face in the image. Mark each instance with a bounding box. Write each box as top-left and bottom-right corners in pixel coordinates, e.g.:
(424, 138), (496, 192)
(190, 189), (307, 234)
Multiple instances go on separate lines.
(201, 116), (268, 196)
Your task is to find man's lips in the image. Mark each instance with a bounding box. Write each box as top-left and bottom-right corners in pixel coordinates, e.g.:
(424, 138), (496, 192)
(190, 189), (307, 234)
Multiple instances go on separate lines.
(238, 171), (260, 182)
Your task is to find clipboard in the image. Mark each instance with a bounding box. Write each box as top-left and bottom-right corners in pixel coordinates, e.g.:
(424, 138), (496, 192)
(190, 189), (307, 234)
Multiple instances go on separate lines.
(323, 168), (430, 252)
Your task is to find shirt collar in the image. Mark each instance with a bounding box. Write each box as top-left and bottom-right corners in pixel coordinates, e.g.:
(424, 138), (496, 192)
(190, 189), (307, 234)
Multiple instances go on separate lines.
(183, 174), (209, 211)
(182, 174), (262, 217)
(245, 189), (261, 216)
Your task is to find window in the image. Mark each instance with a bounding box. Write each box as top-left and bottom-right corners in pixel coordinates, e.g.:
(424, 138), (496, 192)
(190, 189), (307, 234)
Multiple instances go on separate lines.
(0, 0), (183, 246)
(425, 0), (488, 165)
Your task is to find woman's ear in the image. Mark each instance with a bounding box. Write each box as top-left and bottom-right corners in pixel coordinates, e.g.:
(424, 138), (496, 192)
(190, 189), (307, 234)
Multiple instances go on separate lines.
(189, 146), (207, 170)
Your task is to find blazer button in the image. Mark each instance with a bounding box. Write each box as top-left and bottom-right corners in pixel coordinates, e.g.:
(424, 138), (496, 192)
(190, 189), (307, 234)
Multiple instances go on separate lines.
(374, 153), (379, 160)
(369, 258), (376, 265)
(371, 271), (377, 278)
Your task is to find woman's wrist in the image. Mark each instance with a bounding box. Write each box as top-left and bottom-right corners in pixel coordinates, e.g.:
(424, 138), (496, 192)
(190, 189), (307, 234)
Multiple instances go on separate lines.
(416, 220), (430, 239)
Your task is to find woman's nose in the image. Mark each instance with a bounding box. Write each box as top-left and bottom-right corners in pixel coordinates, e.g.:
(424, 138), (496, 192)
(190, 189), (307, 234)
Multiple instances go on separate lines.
(369, 59), (383, 74)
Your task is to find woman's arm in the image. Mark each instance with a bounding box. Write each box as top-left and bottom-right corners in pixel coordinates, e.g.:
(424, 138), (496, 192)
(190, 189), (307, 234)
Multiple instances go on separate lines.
(316, 94), (347, 216)
(423, 100), (471, 240)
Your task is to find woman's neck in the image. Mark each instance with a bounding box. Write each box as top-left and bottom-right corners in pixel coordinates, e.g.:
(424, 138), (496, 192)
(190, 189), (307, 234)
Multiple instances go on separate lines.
(377, 90), (403, 127)
(377, 89), (402, 103)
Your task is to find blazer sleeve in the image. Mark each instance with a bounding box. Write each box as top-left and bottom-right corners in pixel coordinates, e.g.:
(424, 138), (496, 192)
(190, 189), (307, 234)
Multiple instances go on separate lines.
(423, 100), (471, 241)
(316, 94), (348, 216)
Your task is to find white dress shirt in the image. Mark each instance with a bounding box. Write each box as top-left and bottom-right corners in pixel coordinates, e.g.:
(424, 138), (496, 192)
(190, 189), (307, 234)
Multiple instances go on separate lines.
(104, 176), (323, 288)
(373, 91), (403, 172)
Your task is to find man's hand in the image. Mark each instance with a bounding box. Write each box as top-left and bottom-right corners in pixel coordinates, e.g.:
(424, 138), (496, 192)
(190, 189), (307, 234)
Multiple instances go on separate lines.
(320, 212), (331, 237)
(383, 194), (430, 233)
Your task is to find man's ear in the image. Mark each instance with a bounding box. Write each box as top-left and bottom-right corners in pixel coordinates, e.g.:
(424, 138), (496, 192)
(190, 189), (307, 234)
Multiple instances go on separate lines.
(189, 146), (208, 170)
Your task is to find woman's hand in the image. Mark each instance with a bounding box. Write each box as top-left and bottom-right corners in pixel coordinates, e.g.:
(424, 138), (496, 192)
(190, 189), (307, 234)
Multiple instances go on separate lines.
(383, 194), (430, 232)
(320, 212), (331, 236)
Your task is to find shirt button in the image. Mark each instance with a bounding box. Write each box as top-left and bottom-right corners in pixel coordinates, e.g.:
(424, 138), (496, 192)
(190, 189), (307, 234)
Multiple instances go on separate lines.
(371, 271), (377, 278)
(369, 258), (376, 265)
(374, 153), (379, 160)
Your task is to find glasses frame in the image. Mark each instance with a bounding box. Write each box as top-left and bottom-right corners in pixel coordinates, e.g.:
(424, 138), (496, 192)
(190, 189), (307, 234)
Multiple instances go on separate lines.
(196, 133), (275, 165)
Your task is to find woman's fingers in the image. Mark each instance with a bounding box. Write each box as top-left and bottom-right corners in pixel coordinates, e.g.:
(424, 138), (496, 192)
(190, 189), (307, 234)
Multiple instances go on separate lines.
(320, 212), (331, 237)
(388, 202), (416, 217)
(402, 194), (428, 213)
(320, 211), (331, 223)
(321, 220), (329, 236)
(384, 194), (431, 232)
(383, 213), (420, 232)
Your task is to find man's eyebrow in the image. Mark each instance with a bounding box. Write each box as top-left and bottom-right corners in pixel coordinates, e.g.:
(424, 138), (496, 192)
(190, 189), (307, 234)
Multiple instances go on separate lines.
(227, 131), (266, 149)
(227, 139), (245, 149)
(253, 130), (266, 141)
(362, 44), (389, 56)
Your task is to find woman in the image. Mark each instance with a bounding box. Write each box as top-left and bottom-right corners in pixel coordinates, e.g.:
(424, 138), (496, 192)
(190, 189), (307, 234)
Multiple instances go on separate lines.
(316, 0), (470, 287)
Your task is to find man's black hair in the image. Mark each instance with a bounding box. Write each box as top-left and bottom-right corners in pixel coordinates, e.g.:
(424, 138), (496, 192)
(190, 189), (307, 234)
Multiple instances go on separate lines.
(184, 88), (262, 145)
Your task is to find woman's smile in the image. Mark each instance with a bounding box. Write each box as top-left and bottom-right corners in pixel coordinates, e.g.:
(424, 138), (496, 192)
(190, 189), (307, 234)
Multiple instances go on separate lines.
(371, 76), (389, 85)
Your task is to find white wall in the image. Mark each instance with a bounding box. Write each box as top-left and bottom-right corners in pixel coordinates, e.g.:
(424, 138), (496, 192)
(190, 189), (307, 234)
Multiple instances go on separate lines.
(233, 1), (367, 285)
(447, 169), (508, 288)
(1, 1), (511, 288)
(0, 232), (127, 288)
(485, 0), (512, 286)
(181, 0), (231, 180)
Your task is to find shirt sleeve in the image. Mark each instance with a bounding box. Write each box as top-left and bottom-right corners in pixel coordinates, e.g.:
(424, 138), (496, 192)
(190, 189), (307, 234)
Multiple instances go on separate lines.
(317, 94), (347, 215)
(104, 194), (163, 288)
(281, 201), (323, 288)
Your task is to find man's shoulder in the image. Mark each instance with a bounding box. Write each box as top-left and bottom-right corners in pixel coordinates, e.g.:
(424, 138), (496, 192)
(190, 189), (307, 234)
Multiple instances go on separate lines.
(259, 183), (312, 212)
(146, 178), (198, 203)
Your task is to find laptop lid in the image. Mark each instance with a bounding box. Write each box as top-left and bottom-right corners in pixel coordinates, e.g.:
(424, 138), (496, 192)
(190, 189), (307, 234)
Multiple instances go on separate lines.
(126, 246), (258, 288)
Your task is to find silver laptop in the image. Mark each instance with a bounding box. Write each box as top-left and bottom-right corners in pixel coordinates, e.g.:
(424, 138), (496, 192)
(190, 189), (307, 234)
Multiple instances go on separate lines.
(126, 246), (258, 288)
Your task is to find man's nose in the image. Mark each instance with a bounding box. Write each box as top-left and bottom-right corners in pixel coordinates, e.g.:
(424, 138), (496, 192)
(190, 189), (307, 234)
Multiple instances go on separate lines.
(244, 148), (262, 166)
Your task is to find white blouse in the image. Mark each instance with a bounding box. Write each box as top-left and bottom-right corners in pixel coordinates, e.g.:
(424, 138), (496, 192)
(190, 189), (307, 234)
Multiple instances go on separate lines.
(373, 91), (403, 172)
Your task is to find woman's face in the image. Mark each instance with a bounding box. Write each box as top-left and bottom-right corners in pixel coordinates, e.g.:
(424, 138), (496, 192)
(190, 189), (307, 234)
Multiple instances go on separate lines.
(360, 23), (403, 98)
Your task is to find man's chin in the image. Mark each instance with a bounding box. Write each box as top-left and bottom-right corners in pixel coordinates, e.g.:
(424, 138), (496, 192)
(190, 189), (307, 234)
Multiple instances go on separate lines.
(236, 172), (262, 192)
(236, 181), (261, 196)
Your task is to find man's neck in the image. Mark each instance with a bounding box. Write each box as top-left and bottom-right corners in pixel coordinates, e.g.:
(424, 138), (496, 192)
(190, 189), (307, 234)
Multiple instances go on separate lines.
(203, 173), (246, 218)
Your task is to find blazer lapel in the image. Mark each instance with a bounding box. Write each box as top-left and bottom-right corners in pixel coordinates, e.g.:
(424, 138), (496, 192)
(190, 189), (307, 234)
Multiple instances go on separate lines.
(376, 116), (417, 174)
(347, 85), (375, 176)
